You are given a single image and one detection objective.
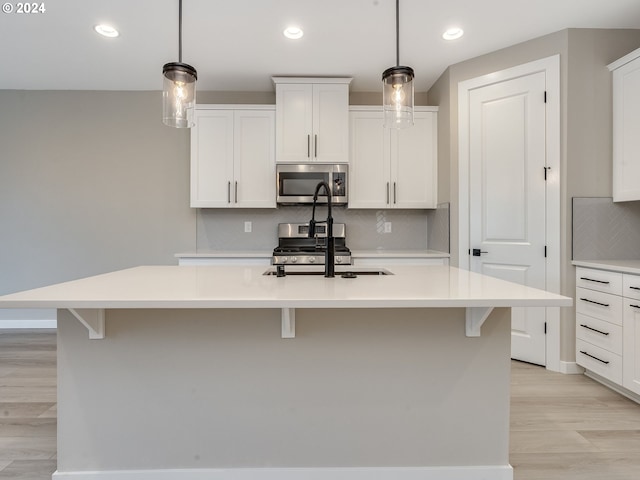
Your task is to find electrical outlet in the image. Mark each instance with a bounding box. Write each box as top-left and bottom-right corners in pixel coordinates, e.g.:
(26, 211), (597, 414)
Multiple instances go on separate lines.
(244, 221), (252, 233)
(384, 222), (392, 233)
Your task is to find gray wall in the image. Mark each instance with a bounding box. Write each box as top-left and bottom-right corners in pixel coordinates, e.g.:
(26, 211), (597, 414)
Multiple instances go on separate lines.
(0, 91), (196, 295)
(427, 28), (640, 362)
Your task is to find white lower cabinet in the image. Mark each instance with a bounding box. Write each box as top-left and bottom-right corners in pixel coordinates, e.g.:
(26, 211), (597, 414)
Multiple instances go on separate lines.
(575, 266), (640, 397)
(190, 106), (275, 208)
(623, 291), (640, 395)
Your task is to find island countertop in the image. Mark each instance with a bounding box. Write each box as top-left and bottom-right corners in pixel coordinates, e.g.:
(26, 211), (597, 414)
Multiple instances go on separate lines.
(0, 264), (572, 309)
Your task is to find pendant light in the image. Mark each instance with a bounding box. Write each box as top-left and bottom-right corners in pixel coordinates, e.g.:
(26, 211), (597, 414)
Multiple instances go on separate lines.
(162, 0), (197, 128)
(382, 0), (414, 129)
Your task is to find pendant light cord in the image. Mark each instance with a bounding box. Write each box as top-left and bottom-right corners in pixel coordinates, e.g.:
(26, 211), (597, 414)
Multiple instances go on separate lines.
(395, 0), (399, 66)
(178, 0), (183, 63)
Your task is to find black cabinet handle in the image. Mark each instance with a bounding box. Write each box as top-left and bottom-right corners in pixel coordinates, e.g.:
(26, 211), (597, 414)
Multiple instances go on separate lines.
(386, 182), (390, 204)
(579, 350), (610, 365)
(580, 277), (610, 285)
(630, 286), (640, 291)
(315, 134), (318, 158)
(307, 135), (310, 158)
(579, 324), (610, 336)
(580, 298), (610, 307)
(630, 304), (640, 309)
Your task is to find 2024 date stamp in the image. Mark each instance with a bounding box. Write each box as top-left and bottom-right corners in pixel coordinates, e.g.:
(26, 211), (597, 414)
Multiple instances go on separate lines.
(2, 2), (46, 14)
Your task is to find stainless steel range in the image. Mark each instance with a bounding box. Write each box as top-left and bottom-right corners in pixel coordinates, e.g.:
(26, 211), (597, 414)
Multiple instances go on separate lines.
(272, 223), (352, 266)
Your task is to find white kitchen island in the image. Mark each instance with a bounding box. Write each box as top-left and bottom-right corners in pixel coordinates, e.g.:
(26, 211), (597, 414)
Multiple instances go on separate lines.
(0, 265), (571, 480)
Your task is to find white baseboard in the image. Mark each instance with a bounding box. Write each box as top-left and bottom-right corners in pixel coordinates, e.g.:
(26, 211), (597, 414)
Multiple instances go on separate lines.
(584, 370), (640, 405)
(559, 361), (584, 374)
(52, 466), (513, 480)
(0, 308), (56, 329)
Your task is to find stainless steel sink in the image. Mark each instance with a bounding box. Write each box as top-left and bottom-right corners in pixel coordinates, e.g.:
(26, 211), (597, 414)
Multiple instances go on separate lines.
(263, 268), (393, 277)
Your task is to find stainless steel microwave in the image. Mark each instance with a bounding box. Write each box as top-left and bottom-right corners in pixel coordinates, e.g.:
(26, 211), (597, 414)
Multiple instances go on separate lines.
(276, 164), (348, 205)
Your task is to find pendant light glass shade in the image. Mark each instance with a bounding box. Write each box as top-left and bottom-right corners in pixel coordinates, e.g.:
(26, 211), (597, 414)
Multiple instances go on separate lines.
(382, 65), (414, 128)
(382, 0), (414, 129)
(162, 62), (197, 128)
(162, 0), (197, 128)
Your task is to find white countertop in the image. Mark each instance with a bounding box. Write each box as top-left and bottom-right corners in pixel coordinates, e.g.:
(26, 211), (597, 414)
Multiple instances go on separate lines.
(0, 265), (571, 309)
(573, 259), (640, 275)
(175, 249), (450, 258)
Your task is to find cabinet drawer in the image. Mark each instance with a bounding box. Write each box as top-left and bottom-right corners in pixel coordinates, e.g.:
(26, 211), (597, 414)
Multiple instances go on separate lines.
(623, 273), (640, 300)
(576, 313), (622, 354)
(576, 267), (622, 295)
(576, 287), (623, 325)
(576, 339), (623, 385)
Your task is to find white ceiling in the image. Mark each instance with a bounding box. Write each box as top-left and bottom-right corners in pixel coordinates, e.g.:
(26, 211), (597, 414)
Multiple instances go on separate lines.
(2, 0), (640, 92)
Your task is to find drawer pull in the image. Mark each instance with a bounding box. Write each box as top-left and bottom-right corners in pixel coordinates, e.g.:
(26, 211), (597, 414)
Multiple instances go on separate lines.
(579, 298), (610, 307)
(580, 277), (610, 285)
(630, 304), (640, 309)
(579, 324), (610, 336)
(579, 350), (610, 365)
(630, 286), (640, 291)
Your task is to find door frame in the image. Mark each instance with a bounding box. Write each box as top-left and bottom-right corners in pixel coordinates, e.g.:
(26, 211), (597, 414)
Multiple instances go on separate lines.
(458, 55), (561, 371)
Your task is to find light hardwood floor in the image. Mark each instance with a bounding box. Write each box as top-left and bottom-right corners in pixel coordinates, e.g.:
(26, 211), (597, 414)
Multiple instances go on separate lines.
(1, 330), (640, 479)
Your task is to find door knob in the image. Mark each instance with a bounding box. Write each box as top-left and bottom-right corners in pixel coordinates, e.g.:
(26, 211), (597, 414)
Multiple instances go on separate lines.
(472, 248), (488, 256)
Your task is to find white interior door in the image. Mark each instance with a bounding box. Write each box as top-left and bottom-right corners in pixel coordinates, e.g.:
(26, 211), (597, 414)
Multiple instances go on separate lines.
(469, 71), (547, 365)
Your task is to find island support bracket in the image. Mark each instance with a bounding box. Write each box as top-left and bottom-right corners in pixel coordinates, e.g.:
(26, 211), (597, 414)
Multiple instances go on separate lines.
(281, 308), (295, 338)
(465, 307), (493, 337)
(68, 308), (105, 339)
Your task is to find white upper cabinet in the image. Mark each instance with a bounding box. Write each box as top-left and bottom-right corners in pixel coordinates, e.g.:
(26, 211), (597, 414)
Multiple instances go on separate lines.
(609, 47), (640, 202)
(349, 107), (438, 209)
(273, 77), (352, 163)
(190, 106), (276, 208)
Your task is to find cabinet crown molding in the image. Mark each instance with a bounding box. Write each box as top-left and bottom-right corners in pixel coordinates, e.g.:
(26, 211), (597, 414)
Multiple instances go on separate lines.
(272, 76), (353, 85)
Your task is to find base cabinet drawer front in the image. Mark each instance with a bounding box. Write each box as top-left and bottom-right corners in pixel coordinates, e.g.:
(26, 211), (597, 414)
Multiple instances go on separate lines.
(576, 267), (623, 295)
(576, 313), (622, 354)
(623, 273), (640, 301)
(623, 304), (640, 395)
(576, 339), (623, 384)
(576, 287), (623, 325)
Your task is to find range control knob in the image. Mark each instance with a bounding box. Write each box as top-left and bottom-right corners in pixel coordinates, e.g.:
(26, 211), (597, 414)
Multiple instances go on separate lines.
(291, 256), (298, 263)
(336, 257), (342, 264)
(309, 257), (316, 263)
(280, 257), (288, 263)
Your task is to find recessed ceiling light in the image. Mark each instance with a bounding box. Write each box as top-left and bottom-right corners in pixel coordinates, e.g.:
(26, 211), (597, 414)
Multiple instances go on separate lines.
(442, 27), (464, 41)
(283, 26), (304, 40)
(94, 24), (119, 38)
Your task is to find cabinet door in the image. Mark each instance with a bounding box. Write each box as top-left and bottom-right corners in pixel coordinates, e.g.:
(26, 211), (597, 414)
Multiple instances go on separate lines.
(190, 110), (234, 207)
(313, 83), (350, 163)
(275, 84), (313, 162)
(613, 57), (640, 202)
(233, 110), (276, 208)
(348, 110), (390, 208)
(392, 111), (438, 208)
(623, 303), (640, 395)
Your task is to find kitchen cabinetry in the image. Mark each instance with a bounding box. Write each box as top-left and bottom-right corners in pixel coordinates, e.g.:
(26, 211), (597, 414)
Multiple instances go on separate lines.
(190, 105), (275, 208)
(609, 47), (640, 202)
(273, 77), (351, 163)
(575, 265), (640, 398)
(348, 106), (438, 209)
(623, 274), (640, 395)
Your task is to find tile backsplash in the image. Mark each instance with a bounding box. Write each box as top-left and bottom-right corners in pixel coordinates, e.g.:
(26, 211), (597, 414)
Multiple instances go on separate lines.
(196, 203), (450, 252)
(572, 197), (640, 260)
